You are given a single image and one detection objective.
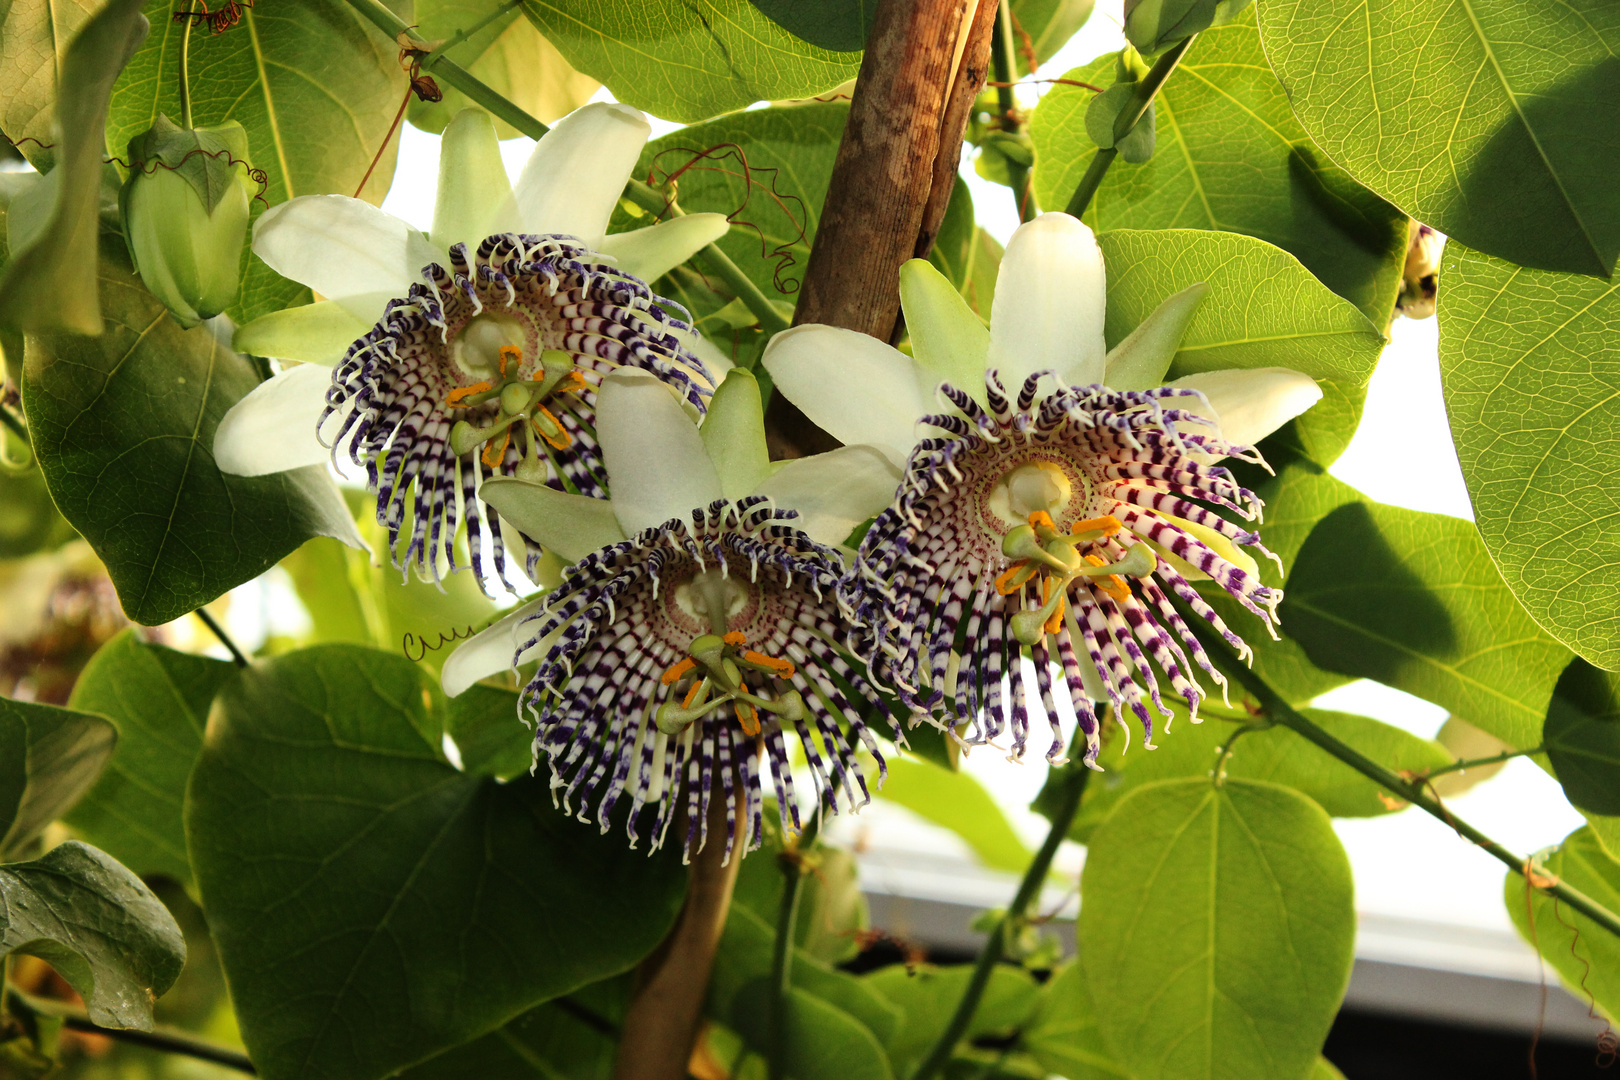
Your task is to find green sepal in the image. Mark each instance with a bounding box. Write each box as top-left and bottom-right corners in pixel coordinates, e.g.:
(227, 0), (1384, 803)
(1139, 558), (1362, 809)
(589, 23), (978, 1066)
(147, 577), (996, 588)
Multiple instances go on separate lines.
(1124, 0), (1252, 53)
(125, 114), (252, 216)
(1085, 81), (1156, 163)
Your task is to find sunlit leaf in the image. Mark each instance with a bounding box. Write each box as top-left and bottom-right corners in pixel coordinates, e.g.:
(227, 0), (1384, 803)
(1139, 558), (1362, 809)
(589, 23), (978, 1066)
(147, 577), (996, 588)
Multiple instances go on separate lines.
(863, 963), (1040, 1079)
(1080, 778), (1354, 1080)
(0, 0), (104, 169)
(1257, 0), (1620, 277)
(1544, 659), (1620, 816)
(0, 696), (116, 861)
(1012, 0), (1096, 74)
(1437, 243), (1620, 669)
(187, 645), (685, 1080)
(0, 840), (185, 1030)
(1505, 827), (1620, 1021)
(1022, 962), (1129, 1080)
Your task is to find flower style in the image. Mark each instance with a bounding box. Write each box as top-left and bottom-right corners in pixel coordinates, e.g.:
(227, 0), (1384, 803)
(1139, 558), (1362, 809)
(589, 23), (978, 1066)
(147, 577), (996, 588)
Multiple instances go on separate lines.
(214, 104), (731, 590)
(440, 369), (902, 861)
(762, 213), (1324, 767)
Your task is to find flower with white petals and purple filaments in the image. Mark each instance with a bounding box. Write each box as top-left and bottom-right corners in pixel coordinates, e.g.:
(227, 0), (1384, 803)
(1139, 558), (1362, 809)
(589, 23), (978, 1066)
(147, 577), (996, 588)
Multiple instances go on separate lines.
(324, 232), (711, 591)
(516, 497), (897, 862)
(849, 369), (1282, 768)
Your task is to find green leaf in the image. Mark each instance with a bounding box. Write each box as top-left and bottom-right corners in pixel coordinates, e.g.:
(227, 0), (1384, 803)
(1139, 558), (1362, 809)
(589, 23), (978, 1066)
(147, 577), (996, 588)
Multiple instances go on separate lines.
(1022, 962), (1129, 1080)
(61, 630), (235, 883)
(396, 976), (627, 1080)
(0, 696), (116, 861)
(0, 840), (185, 1030)
(0, 0), (102, 170)
(730, 985), (895, 1080)
(745, 0), (874, 52)
(517, 0), (860, 123)
(1282, 499), (1573, 749)
(1311, 1059), (1347, 1080)
(1080, 778), (1354, 1080)
(1096, 228), (1386, 466)
(1436, 243), (1620, 669)
(1256, 0), (1620, 277)
(1505, 827), (1620, 1020)
(1031, 13), (1408, 327)
(0, 0), (148, 336)
(1058, 703), (1452, 842)
(876, 757), (1032, 874)
(612, 103), (846, 326)
(186, 644), (685, 1080)
(20, 236), (360, 626)
(106, 0), (410, 323)
(960, 226), (1004, 322)
(1545, 659), (1620, 816)
(446, 684), (533, 780)
(1011, 0), (1096, 75)
(730, 820), (869, 964)
(407, 0), (598, 139)
(926, 177), (977, 292)
(863, 963), (1040, 1079)
(279, 536), (378, 646)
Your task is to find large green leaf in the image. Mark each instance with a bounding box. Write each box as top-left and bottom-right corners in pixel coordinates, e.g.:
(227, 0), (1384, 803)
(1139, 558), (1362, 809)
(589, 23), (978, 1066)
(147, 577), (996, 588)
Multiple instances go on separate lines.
(876, 757), (1031, 874)
(0, 696), (116, 861)
(0, 0), (104, 169)
(396, 977), (627, 1080)
(106, 0), (410, 323)
(1079, 778), (1354, 1080)
(1061, 704), (1452, 842)
(863, 963), (1040, 1079)
(517, 0), (860, 123)
(611, 102), (847, 326)
(0, 840), (185, 1030)
(186, 645), (686, 1080)
(62, 630), (235, 883)
(1256, 0), (1620, 277)
(1282, 499), (1573, 749)
(745, 0), (874, 52)
(1022, 962), (1128, 1080)
(1097, 229), (1386, 466)
(1437, 243), (1620, 669)
(730, 986), (895, 1080)
(1544, 659), (1620, 816)
(1031, 12), (1408, 328)
(21, 236), (360, 626)
(729, 819), (868, 965)
(0, 0), (147, 336)
(1505, 827), (1620, 1021)
(1011, 0), (1095, 74)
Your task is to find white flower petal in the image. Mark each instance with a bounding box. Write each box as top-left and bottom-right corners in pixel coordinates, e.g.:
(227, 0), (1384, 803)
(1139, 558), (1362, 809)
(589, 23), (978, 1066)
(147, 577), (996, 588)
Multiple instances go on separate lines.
(597, 369), (724, 535)
(1165, 367), (1323, 448)
(477, 476), (626, 562)
(700, 370), (771, 501)
(213, 365), (331, 476)
(752, 445), (901, 547)
(511, 102), (649, 248)
(431, 109), (518, 254)
(440, 599), (545, 698)
(252, 195), (441, 322)
(761, 324), (930, 465)
(988, 212), (1106, 388)
(600, 213), (729, 282)
(899, 258), (990, 400)
(232, 301), (371, 366)
(1103, 282), (1208, 391)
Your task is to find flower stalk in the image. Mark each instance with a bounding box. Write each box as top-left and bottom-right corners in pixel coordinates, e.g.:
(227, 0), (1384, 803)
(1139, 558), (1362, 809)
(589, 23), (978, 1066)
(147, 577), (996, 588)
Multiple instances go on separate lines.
(177, 4), (193, 129)
(990, 0), (1033, 222)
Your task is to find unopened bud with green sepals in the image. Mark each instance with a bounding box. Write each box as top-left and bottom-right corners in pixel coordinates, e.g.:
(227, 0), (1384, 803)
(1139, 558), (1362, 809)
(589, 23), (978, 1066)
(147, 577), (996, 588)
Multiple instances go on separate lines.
(119, 115), (256, 328)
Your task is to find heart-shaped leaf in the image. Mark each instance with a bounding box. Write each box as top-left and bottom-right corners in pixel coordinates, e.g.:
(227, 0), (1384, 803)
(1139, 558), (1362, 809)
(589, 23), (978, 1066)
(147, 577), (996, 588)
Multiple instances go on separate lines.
(0, 696), (116, 862)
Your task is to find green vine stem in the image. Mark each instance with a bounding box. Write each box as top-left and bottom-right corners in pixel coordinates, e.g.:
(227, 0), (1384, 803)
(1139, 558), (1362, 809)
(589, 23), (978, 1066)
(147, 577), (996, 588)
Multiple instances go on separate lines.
(909, 722), (1097, 1080)
(767, 812), (822, 1080)
(990, 0), (1034, 223)
(1421, 745), (1544, 781)
(1064, 34), (1196, 219)
(343, 0), (790, 336)
(195, 608), (249, 667)
(3, 986), (257, 1074)
(177, 1), (194, 129)
(1182, 615), (1620, 941)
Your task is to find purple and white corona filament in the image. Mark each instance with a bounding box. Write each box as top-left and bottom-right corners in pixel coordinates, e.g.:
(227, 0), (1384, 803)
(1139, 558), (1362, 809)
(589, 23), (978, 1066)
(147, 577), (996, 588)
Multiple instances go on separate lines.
(847, 370), (1282, 768)
(323, 231), (712, 591)
(516, 497), (897, 862)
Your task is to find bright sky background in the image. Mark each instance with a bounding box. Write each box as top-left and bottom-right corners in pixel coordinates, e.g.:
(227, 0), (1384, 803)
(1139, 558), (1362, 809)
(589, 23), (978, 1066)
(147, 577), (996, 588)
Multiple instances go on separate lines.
(368, 3), (1584, 936)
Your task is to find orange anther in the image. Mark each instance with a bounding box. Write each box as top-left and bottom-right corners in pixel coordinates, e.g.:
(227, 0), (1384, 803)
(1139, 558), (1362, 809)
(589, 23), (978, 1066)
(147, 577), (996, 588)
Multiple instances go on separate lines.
(722, 631), (747, 647)
(446, 381), (493, 408)
(744, 650), (796, 679)
(683, 680), (705, 708)
(498, 344), (522, 377)
(532, 405), (573, 451)
(1044, 591), (1068, 636)
(1071, 515), (1122, 537)
(1027, 511), (1056, 531)
(555, 370), (587, 395)
(661, 656), (696, 686)
(995, 561), (1034, 595)
(480, 428), (512, 468)
(735, 702), (760, 737)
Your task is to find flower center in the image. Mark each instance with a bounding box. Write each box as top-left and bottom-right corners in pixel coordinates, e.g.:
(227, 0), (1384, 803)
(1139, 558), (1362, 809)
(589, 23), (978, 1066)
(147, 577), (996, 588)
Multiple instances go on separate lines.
(445, 344), (587, 478)
(675, 570), (751, 636)
(987, 460), (1075, 527)
(995, 511), (1158, 646)
(451, 313), (530, 379)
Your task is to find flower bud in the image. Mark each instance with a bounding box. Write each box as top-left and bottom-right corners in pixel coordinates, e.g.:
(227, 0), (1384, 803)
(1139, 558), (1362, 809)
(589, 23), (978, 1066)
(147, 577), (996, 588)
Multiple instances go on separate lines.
(1396, 223), (1443, 320)
(119, 115), (256, 328)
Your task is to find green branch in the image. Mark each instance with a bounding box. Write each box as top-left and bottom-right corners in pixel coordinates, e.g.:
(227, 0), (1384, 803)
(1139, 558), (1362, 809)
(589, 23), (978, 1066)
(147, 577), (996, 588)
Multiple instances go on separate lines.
(1421, 745), (1542, 781)
(767, 813), (821, 1080)
(991, 0), (1033, 223)
(341, 0), (790, 336)
(4, 987), (256, 1074)
(1184, 616), (1620, 941)
(909, 723), (1095, 1080)
(1064, 35), (1195, 219)
(195, 608), (249, 667)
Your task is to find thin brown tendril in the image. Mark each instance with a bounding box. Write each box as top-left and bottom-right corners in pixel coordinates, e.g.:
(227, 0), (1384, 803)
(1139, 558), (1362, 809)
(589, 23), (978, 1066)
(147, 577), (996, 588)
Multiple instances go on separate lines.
(172, 0), (253, 35)
(1007, 3), (1038, 75)
(1524, 869), (1547, 1080)
(985, 77), (1104, 92)
(354, 33), (442, 199)
(1548, 897), (1620, 1067)
(116, 146), (270, 206)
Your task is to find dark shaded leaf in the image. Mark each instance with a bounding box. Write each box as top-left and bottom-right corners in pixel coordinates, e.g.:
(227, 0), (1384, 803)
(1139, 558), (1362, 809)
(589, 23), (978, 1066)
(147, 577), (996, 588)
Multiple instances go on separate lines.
(746, 0), (875, 52)
(1545, 659), (1620, 815)
(0, 696), (115, 861)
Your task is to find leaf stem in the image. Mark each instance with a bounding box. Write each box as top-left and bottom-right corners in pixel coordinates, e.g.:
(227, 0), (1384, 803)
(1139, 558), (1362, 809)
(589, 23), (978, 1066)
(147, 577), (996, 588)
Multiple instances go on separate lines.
(1182, 616), (1620, 941)
(766, 812), (821, 1080)
(990, 0), (1033, 222)
(3, 987), (256, 1074)
(178, 2), (193, 130)
(1063, 34), (1195, 218)
(423, 0), (524, 64)
(194, 608), (248, 667)
(1422, 745), (1543, 781)
(908, 722), (1095, 1080)
(339, 0), (790, 336)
